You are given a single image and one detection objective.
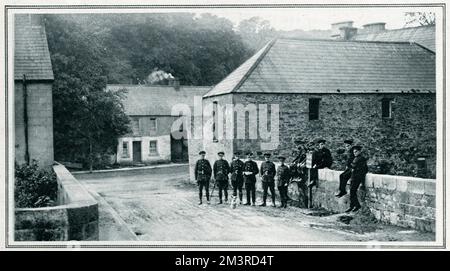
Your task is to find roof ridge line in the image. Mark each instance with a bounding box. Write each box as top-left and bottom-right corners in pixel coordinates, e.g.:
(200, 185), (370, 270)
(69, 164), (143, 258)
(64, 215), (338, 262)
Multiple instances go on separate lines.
(229, 39), (277, 94)
(277, 37), (419, 45)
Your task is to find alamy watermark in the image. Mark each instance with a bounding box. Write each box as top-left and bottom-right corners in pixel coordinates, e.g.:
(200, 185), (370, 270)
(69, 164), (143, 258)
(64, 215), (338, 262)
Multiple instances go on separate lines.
(170, 96), (280, 150)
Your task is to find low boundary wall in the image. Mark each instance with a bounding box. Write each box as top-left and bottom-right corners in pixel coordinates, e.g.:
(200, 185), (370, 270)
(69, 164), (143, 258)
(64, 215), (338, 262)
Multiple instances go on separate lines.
(15, 163), (99, 241)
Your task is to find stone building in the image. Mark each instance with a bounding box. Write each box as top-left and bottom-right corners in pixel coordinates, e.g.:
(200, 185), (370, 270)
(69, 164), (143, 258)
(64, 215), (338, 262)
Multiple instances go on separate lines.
(14, 14), (54, 167)
(107, 84), (210, 165)
(190, 37), (436, 180)
(331, 20), (435, 52)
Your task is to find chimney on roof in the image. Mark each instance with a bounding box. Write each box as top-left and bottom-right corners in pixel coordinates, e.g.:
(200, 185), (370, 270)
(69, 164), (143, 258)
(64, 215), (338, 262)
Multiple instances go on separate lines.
(338, 26), (358, 40)
(362, 22), (386, 34)
(331, 21), (354, 39)
(168, 77), (180, 90)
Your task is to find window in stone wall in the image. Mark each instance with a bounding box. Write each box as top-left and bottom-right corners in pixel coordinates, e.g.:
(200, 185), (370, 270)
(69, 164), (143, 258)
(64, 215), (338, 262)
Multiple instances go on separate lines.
(149, 140), (158, 156)
(131, 117), (140, 134)
(382, 98), (392, 118)
(149, 118), (157, 133)
(122, 141), (130, 158)
(309, 98), (320, 120)
(213, 101), (218, 142)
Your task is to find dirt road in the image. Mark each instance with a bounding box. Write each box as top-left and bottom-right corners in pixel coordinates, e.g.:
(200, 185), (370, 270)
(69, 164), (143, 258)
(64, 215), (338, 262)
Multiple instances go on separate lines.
(78, 166), (434, 242)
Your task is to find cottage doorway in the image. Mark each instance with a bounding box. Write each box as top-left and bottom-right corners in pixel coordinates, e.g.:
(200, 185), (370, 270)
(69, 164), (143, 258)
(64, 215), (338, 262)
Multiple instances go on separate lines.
(171, 136), (188, 162)
(132, 141), (142, 162)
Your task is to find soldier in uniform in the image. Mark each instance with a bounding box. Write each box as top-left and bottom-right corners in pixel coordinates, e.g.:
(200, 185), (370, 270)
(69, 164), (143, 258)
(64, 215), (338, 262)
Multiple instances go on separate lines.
(243, 152), (259, 206)
(230, 151), (245, 203)
(276, 156), (291, 208)
(213, 151), (230, 204)
(260, 153), (276, 207)
(290, 139), (307, 180)
(309, 139), (333, 187)
(194, 151), (212, 205)
(345, 145), (369, 213)
(336, 139), (355, 198)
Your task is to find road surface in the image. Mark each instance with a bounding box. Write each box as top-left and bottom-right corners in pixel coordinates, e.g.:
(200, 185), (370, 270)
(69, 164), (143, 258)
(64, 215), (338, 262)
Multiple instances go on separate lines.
(78, 166), (434, 242)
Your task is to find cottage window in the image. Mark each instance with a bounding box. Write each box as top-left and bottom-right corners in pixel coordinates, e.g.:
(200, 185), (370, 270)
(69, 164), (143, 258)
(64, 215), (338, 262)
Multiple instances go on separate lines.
(309, 98), (320, 120)
(122, 142), (129, 158)
(149, 140), (158, 156)
(131, 118), (139, 134)
(382, 98), (392, 118)
(150, 118), (157, 133)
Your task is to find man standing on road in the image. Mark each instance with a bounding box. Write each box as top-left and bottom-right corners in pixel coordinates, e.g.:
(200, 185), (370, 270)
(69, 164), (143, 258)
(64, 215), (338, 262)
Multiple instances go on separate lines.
(336, 139), (355, 198)
(243, 152), (259, 206)
(276, 156), (291, 208)
(260, 153), (277, 207)
(345, 146), (368, 213)
(213, 151), (230, 204)
(195, 151), (212, 205)
(230, 151), (245, 204)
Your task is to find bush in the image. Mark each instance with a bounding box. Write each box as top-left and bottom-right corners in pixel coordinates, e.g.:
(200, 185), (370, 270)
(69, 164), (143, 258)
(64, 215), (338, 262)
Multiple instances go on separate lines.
(15, 161), (57, 208)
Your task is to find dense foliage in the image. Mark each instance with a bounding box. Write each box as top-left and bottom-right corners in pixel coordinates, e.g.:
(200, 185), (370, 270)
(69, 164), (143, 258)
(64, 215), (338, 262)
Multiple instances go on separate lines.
(45, 15), (132, 169)
(45, 13), (253, 85)
(15, 161), (57, 208)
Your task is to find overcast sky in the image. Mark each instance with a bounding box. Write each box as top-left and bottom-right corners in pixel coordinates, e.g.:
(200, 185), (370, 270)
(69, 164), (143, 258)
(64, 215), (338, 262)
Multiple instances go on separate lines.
(192, 7), (437, 31)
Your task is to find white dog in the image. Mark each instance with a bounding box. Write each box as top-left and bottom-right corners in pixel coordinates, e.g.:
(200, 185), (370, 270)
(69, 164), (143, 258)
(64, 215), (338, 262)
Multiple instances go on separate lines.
(230, 195), (238, 209)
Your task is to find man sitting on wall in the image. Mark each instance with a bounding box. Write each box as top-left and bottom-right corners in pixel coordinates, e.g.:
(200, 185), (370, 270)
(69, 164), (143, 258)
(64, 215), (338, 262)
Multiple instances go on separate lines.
(308, 139), (333, 187)
(345, 145), (369, 213)
(336, 139), (355, 198)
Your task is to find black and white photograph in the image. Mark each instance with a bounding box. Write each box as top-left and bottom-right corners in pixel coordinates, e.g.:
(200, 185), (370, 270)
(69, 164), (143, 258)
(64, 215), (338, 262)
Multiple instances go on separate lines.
(0, 0), (447, 252)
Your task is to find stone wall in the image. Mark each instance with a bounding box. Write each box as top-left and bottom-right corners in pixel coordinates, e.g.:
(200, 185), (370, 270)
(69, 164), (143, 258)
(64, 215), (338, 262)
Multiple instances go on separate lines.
(15, 82), (54, 167)
(232, 93), (436, 178)
(188, 94), (235, 182)
(15, 164), (99, 241)
(313, 168), (435, 232)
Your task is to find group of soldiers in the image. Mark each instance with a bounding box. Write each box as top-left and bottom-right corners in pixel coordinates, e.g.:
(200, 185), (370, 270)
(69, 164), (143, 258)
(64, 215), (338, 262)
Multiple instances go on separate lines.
(194, 138), (368, 213)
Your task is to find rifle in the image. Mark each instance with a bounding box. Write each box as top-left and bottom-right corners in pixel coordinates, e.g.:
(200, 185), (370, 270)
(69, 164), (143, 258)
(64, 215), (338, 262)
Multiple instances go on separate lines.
(210, 177), (217, 198)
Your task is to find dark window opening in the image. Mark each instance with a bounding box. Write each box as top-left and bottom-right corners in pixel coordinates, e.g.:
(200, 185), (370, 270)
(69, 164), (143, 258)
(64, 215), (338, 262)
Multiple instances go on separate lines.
(309, 98), (320, 120)
(213, 101), (218, 142)
(149, 118), (157, 133)
(382, 98), (392, 118)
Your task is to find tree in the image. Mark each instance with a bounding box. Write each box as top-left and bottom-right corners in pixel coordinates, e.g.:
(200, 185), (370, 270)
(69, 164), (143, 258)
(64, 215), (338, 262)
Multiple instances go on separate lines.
(48, 13), (252, 86)
(237, 16), (277, 51)
(405, 12), (436, 26)
(45, 15), (131, 170)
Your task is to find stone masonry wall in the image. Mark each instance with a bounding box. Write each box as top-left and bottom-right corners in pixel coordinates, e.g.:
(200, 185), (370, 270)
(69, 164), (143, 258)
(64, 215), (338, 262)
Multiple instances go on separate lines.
(232, 93), (436, 178)
(15, 82), (54, 167)
(188, 94), (234, 182)
(15, 164), (99, 241)
(313, 168), (435, 232)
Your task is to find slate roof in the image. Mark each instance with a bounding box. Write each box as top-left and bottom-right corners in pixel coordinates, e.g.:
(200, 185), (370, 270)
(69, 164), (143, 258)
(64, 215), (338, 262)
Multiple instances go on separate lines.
(107, 85), (212, 116)
(353, 25), (435, 52)
(14, 14), (54, 81)
(203, 38), (435, 98)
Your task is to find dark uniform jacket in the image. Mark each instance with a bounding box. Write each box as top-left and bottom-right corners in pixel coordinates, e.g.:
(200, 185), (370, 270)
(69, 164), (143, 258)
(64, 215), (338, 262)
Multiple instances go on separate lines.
(350, 155), (368, 179)
(276, 164), (291, 187)
(345, 148), (355, 169)
(260, 161), (276, 182)
(230, 159), (244, 182)
(314, 147), (333, 169)
(243, 160), (259, 184)
(213, 159), (230, 181)
(195, 159), (212, 182)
